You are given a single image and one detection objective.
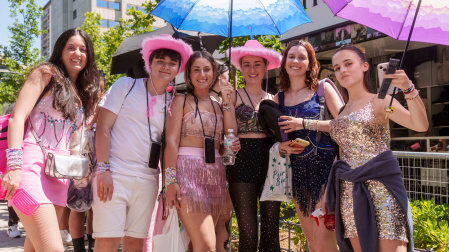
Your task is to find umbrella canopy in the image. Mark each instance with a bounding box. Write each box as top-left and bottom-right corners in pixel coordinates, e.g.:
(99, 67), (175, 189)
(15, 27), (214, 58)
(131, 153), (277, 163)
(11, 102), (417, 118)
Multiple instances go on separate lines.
(323, 0), (449, 46)
(151, 0), (311, 38)
(111, 25), (226, 77)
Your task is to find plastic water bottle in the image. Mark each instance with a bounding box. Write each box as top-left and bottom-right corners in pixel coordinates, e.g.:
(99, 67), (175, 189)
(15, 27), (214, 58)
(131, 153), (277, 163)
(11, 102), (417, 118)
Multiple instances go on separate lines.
(223, 129), (236, 165)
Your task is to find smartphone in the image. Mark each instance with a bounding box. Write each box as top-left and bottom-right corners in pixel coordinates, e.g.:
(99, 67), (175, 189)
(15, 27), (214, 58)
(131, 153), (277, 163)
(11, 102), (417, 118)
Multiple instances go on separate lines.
(204, 137), (216, 164)
(148, 142), (161, 169)
(378, 58), (400, 99)
(290, 138), (310, 148)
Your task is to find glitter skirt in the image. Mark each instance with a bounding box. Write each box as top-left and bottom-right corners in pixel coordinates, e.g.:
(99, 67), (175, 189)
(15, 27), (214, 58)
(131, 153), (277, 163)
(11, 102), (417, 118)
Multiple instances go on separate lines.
(176, 147), (226, 215)
(340, 180), (408, 242)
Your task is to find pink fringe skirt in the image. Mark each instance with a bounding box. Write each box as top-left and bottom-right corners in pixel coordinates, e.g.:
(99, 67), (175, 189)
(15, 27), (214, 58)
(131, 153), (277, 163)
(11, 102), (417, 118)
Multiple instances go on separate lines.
(176, 147), (226, 216)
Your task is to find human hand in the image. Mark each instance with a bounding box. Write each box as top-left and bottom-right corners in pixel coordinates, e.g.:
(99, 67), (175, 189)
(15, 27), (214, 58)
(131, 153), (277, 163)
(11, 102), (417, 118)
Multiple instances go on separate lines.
(279, 141), (304, 156)
(166, 183), (181, 209)
(231, 137), (241, 153)
(279, 116), (304, 133)
(1, 170), (21, 200)
(96, 172), (113, 202)
(219, 79), (234, 103)
(383, 70), (412, 90)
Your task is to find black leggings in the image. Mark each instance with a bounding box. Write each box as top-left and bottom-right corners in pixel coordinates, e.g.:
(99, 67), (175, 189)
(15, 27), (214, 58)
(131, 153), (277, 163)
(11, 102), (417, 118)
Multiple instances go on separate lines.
(228, 138), (281, 252)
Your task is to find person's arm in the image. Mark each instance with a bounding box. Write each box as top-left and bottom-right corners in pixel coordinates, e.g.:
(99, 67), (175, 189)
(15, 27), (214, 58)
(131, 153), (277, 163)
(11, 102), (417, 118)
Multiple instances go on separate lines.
(164, 95), (184, 209)
(220, 80), (238, 134)
(3, 66), (52, 199)
(95, 107), (117, 202)
(381, 70), (428, 132)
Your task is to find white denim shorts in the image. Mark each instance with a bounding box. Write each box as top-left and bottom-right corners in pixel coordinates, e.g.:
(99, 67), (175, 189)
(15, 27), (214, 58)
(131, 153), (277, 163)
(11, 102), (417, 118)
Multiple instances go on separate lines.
(92, 172), (158, 239)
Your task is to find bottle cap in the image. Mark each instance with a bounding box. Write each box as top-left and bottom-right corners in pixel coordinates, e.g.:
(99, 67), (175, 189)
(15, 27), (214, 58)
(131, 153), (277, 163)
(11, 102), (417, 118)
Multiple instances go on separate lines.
(228, 129), (234, 133)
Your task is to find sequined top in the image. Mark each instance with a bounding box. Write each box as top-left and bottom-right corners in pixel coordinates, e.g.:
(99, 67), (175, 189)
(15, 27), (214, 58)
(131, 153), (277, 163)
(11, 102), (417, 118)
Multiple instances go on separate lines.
(329, 99), (390, 168)
(235, 89), (271, 135)
(23, 95), (84, 150)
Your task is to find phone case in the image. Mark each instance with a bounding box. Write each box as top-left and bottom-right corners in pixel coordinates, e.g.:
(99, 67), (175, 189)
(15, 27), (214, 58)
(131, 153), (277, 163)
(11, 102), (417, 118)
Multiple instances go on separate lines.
(278, 118), (289, 142)
(149, 142), (162, 169)
(290, 138), (310, 148)
(204, 138), (215, 164)
(377, 62), (395, 95)
(378, 58), (400, 99)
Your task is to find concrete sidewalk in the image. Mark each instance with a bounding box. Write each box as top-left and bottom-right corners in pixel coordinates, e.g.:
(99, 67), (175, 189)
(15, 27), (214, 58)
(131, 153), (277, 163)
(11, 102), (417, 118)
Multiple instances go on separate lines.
(0, 200), (76, 251)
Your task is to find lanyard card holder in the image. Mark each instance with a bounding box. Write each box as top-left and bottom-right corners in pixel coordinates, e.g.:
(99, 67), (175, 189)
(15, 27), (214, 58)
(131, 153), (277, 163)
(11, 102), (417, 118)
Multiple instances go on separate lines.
(149, 141), (162, 169)
(204, 137), (215, 164)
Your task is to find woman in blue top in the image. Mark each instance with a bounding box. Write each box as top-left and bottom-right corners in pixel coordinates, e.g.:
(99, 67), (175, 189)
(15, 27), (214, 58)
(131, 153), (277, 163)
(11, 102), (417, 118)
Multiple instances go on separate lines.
(274, 40), (344, 251)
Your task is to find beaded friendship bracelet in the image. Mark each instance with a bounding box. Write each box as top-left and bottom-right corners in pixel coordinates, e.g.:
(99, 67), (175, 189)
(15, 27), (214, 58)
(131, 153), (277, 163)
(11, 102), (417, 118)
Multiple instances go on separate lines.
(222, 102), (232, 112)
(96, 162), (111, 174)
(405, 90), (420, 101)
(403, 83), (415, 94)
(6, 148), (23, 171)
(165, 167), (177, 185)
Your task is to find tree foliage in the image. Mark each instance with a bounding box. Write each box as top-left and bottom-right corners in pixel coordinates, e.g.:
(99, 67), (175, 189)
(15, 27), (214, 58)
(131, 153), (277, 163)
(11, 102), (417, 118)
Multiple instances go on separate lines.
(81, 1), (160, 89)
(0, 0), (45, 104)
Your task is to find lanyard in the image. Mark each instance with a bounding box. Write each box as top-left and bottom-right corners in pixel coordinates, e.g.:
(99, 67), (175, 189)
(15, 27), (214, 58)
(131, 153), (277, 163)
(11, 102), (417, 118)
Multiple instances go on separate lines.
(192, 94), (217, 139)
(145, 79), (167, 143)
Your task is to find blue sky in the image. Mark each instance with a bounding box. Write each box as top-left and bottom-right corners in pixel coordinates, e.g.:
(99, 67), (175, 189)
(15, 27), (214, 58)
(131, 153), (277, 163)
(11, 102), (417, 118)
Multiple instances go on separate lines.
(0, 0), (50, 50)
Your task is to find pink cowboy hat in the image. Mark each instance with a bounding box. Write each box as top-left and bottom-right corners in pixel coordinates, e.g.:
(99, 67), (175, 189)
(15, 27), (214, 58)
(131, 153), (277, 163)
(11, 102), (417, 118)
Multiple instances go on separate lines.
(227, 40), (282, 70)
(141, 34), (193, 74)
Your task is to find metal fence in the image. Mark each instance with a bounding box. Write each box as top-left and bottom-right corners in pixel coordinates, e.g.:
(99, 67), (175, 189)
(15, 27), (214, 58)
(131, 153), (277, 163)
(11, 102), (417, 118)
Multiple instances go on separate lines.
(230, 151), (449, 251)
(393, 151), (449, 204)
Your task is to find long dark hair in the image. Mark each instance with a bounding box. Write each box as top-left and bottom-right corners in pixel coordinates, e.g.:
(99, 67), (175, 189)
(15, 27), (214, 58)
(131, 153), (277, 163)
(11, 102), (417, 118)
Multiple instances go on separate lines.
(184, 51), (218, 94)
(43, 28), (100, 121)
(334, 44), (374, 100)
(279, 40), (319, 91)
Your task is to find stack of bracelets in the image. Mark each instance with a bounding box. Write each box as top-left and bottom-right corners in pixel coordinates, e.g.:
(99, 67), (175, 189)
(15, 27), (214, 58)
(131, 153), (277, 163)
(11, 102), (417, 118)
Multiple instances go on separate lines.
(403, 83), (420, 101)
(6, 148), (23, 171)
(165, 167), (177, 185)
(222, 101), (231, 112)
(303, 119), (319, 131)
(96, 162), (111, 174)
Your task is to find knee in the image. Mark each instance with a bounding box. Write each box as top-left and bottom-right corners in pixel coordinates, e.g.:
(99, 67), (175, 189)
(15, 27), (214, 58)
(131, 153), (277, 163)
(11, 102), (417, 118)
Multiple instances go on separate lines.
(193, 238), (215, 252)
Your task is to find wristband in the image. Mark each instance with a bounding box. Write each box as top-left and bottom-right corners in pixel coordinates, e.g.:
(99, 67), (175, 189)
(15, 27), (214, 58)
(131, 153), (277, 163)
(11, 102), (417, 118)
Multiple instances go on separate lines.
(302, 118), (305, 129)
(165, 167), (177, 185)
(405, 90), (420, 101)
(96, 162), (111, 174)
(223, 101), (232, 112)
(403, 83), (415, 94)
(6, 148), (23, 171)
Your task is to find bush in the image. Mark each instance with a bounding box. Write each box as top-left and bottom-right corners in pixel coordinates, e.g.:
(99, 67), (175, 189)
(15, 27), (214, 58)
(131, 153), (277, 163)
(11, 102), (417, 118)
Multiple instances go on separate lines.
(411, 199), (449, 251)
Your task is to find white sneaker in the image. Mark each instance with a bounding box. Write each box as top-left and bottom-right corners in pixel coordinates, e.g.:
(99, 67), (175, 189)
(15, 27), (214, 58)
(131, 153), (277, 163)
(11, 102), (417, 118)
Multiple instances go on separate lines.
(7, 224), (21, 238)
(60, 229), (73, 246)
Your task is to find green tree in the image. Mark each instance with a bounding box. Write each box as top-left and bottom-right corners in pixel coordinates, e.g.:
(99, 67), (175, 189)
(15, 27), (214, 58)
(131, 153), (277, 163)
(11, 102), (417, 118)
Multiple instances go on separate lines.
(81, 1), (160, 89)
(0, 0), (45, 104)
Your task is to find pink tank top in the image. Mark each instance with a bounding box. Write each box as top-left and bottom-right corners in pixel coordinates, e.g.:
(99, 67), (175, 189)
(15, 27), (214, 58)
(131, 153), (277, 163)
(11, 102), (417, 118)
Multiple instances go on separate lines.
(23, 95), (84, 150)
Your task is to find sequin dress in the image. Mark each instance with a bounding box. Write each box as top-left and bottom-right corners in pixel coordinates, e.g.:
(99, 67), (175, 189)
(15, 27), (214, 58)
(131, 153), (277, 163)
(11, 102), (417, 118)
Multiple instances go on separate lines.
(278, 91), (336, 216)
(20, 94), (84, 206)
(329, 99), (408, 241)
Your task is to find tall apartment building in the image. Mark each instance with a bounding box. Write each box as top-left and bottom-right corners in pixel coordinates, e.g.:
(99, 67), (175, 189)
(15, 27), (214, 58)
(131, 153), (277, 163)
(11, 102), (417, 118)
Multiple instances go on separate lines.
(42, 0), (165, 57)
(41, 1), (51, 59)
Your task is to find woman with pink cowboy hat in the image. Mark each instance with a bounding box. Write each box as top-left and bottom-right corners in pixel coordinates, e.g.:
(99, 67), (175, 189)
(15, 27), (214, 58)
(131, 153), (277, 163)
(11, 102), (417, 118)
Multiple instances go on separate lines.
(220, 39), (282, 252)
(93, 34), (192, 252)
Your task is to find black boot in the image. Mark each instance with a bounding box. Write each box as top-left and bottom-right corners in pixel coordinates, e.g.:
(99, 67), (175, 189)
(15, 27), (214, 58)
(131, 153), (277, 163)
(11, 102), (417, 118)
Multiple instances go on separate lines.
(72, 237), (86, 252)
(87, 234), (95, 252)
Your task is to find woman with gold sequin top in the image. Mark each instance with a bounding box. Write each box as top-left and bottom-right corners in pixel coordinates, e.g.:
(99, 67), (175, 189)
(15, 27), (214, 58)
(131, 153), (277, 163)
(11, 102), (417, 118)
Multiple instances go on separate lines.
(326, 45), (428, 252)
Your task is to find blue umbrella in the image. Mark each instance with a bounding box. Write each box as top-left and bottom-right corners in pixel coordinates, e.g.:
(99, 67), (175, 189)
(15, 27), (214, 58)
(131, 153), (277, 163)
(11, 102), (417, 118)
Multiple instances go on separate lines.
(151, 0), (311, 38)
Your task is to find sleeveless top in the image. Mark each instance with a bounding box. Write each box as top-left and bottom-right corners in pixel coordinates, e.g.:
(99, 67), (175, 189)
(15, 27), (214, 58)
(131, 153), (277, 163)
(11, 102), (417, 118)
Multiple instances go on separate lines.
(235, 89), (271, 135)
(329, 99), (390, 168)
(23, 95), (84, 150)
(181, 96), (223, 142)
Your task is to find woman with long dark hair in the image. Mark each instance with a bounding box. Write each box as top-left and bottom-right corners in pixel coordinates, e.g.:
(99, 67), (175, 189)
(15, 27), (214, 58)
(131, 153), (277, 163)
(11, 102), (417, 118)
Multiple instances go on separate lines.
(275, 40), (344, 251)
(3, 28), (100, 251)
(327, 44), (427, 252)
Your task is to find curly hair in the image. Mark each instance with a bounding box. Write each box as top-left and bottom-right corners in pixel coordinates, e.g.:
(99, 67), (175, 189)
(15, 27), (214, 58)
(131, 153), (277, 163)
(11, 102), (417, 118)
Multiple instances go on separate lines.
(279, 40), (320, 91)
(41, 28), (101, 121)
(184, 51), (218, 94)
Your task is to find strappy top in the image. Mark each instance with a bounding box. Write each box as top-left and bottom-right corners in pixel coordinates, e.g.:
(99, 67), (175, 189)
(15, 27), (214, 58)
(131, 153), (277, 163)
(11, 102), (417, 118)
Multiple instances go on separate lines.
(181, 95), (223, 142)
(329, 98), (390, 168)
(23, 94), (84, 150)
(235, 88), (271, 135)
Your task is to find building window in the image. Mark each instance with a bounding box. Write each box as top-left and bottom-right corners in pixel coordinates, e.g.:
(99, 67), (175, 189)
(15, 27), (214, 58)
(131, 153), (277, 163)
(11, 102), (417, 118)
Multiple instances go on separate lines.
(73, 10), (77, 19)
(100, 19), (119, 28)
(109, 20), (119, 27)
(127, 4), (147, 14)
(97, 0), (120, 10)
